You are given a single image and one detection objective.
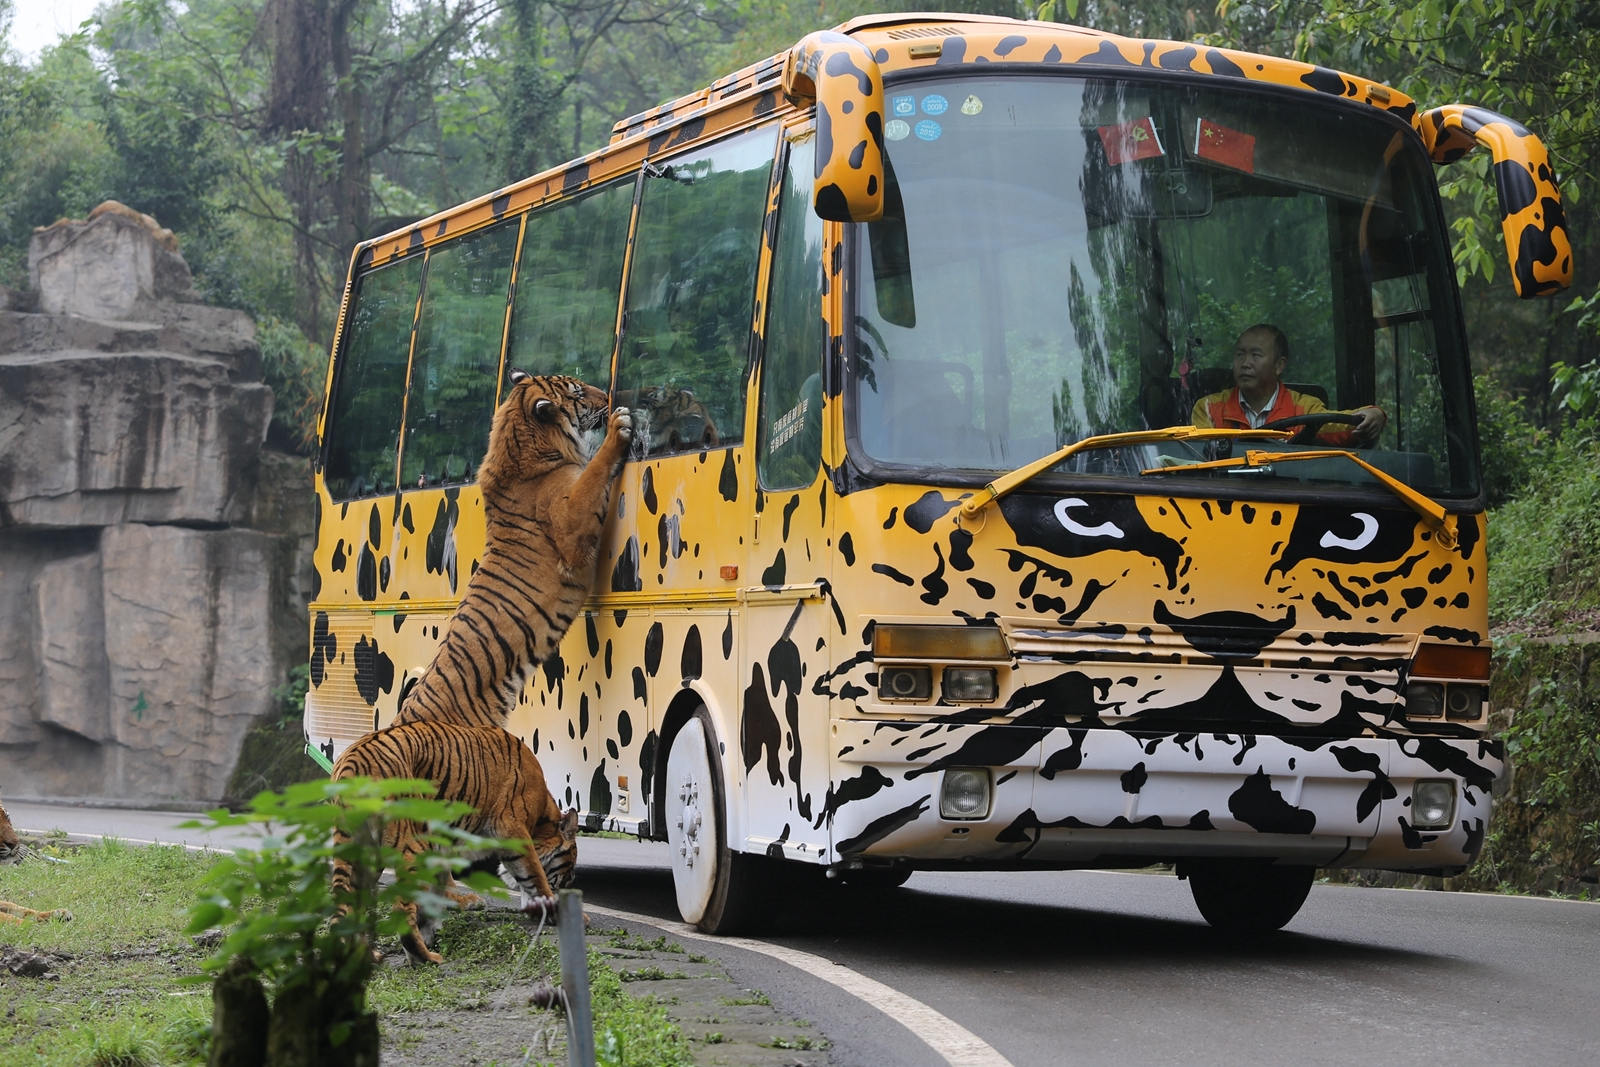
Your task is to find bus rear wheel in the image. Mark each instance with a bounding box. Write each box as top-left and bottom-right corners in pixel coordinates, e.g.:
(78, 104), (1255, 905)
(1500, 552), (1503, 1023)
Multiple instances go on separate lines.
(1184, 861), (1314, 935)
(664, 709), (768, 934)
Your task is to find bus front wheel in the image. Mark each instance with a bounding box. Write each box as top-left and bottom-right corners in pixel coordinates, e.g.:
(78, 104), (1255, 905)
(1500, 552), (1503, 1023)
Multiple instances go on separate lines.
(664, 710), (767, 934)
(1184, 861), (1314, 935)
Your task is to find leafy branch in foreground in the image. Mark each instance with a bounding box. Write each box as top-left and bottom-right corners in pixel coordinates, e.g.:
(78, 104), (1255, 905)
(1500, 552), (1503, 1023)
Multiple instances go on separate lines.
(181, 778), (517, 1066)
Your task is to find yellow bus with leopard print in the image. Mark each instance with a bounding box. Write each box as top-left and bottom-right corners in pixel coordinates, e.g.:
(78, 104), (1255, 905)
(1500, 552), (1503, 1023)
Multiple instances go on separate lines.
(304, 11), (1571, 935)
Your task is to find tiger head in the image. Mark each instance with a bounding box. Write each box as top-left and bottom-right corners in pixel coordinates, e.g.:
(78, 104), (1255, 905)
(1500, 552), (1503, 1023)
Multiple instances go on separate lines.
(479, 372), (612, 493)
(537, 808), (581, 891)
(0, 796), (18, 864)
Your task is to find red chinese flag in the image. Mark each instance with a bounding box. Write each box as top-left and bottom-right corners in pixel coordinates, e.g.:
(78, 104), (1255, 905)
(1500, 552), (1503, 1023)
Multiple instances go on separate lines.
(1097, 116), (1164, 165)
(1194, 117), (1256, 173)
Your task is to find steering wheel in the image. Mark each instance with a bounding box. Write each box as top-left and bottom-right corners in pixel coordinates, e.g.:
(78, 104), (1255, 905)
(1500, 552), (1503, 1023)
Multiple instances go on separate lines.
(1264, 411), (1363, 445)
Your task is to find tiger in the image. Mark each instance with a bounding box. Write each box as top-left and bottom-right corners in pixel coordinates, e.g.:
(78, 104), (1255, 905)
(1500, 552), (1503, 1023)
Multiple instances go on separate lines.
(329, 721), (579, 963)
(614, 385), (720, 454)
(0, 794), (73, 926)
(395, 371), (632, 730)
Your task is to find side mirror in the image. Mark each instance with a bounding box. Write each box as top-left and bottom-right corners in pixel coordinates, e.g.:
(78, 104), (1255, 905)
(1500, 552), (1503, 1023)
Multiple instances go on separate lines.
(1417, 104), (1572, 298)
(782, 31), (885, 222)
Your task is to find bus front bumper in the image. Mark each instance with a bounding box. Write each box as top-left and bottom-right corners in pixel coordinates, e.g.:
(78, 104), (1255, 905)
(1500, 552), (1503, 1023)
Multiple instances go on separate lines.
(829, 719), (1499, 874)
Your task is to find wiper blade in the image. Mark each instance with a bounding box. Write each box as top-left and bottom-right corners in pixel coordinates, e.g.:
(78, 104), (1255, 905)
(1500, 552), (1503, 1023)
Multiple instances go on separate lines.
(1142, 448), (1460, 549)
(959, 426), (1293, 519)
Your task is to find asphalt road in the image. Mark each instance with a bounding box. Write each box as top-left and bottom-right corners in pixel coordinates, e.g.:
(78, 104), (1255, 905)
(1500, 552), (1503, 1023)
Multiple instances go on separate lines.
(10, 799), (1599, 1066)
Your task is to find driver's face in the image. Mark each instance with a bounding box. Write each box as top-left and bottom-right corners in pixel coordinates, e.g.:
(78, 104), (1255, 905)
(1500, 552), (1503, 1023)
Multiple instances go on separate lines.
(1233, 329), (1284, 398)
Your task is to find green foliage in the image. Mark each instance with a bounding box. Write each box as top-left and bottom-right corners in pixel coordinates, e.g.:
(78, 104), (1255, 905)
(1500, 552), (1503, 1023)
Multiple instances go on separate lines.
(256, 316), (326, 454)
(1474, 373), (1551, 509)
(182, 778), (515, 989)
(1468, 638), (1600, 895)
(1488, 418), (1600, 632)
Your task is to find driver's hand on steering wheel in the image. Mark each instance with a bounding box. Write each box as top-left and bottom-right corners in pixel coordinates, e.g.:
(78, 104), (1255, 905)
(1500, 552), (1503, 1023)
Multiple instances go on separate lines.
(1352, 405), (1387, 445)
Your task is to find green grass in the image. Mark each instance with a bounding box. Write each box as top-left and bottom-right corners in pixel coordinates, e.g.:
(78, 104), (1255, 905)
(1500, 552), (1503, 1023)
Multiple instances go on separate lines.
(0, 840), (693, 1067)
(0, 840), (216, 1067)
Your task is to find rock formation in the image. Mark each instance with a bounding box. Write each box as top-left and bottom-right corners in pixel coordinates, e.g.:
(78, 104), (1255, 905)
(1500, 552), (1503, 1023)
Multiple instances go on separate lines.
(0, 202), (313, 804)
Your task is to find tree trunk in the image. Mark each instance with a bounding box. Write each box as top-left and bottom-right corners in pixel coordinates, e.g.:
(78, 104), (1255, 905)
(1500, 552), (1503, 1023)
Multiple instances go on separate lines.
(209, 958), (269, 1067)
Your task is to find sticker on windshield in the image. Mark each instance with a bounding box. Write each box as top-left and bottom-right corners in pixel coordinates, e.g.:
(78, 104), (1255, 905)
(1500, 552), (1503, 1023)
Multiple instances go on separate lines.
(891, 94), (916, 118)
(915, 120), (942, 142)
(961, 95), (984, 116)
(921, 94), (949, 116)
(885, 119), (911, 142)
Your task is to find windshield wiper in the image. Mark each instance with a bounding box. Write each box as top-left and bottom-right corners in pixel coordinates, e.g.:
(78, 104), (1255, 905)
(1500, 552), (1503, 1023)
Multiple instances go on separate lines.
(1141, 448), (1460, 549)
(959, 427), (1294, 520)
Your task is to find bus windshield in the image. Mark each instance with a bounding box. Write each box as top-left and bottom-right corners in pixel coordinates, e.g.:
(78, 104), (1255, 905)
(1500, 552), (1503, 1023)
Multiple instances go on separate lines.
(850, 73), (1476, 498)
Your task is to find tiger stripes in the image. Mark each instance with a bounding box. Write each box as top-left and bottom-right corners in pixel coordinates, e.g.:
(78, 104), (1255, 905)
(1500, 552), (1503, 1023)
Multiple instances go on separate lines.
(329, 720), (580, 963)
(394, 372), (632, 731)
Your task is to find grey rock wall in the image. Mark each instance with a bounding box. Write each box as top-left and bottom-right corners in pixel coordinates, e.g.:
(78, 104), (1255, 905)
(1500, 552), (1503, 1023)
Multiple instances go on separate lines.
(0, 203), (311, 805)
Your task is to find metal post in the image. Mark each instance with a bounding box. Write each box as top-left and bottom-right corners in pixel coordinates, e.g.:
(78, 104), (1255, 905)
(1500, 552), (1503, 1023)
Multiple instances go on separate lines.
(557, 889), (594, 1067)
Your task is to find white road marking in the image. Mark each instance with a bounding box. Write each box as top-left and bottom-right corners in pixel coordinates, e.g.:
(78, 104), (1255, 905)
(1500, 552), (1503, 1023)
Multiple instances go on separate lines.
(585, 902), (1014, 1067)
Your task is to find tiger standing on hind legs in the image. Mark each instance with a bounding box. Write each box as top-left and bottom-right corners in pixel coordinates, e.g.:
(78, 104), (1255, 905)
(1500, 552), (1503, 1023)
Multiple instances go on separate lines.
(395, 370), (633, 730)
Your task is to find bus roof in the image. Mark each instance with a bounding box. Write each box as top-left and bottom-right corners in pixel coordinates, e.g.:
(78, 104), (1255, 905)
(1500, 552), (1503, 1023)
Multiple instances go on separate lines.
(352, 12), (1414, 271)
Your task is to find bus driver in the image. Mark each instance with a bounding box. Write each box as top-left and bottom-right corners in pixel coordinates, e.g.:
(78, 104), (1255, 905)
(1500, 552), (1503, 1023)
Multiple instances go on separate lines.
(1190, 323), (1387, 446)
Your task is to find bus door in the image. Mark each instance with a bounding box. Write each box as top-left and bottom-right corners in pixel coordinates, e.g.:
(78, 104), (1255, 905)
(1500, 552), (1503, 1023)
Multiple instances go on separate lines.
(610, 124), (798, 851)
(742, 128), (835, 864)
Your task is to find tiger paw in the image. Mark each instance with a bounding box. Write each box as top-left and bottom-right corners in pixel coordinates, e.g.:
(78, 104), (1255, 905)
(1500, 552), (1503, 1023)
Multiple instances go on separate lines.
(610, 407), (632, 441)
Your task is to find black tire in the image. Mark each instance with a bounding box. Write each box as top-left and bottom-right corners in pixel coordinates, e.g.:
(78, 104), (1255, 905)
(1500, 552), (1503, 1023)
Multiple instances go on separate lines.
(1186, 862), (1314, 935)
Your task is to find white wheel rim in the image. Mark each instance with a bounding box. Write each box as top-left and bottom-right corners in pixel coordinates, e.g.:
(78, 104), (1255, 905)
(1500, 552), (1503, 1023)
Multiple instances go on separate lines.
(665, 717), (717, 924)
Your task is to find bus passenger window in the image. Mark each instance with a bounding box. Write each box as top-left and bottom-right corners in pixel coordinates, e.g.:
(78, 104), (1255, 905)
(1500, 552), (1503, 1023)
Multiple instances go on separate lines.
(618, 127), (778, 456)
(507, 181), (633, 387)
(401, 221), (520, 489)
(758, 137), (824, 490)
(323, 256), (424, 499)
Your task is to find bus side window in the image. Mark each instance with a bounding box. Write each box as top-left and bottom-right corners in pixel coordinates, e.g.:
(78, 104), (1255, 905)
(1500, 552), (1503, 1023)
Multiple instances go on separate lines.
(401, 220), (520, 489)
(506, 181), (634, 387)
(618, 127), (779, 456)
(757, 136), (824, 489)
(323, 256), (425, 499)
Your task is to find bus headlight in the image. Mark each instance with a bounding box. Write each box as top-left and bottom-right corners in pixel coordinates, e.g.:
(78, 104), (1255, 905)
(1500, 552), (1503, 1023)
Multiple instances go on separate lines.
(879, 665), (932, 701)
(1445, 684), (1486, 720)
(940, 768), (991, 820)
(1412, 780), (1455, 829)
(1404, 682), (1445, 718)
(942, 667), (997, 703)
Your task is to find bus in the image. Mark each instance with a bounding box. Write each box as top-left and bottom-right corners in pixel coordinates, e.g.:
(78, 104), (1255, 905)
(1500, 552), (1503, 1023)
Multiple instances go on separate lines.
(303, 11), (1571, 935)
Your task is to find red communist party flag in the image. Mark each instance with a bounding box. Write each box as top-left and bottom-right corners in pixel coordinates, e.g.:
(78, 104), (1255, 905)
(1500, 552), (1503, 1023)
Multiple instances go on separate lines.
(1097, 116), (1164, 165)
(1194, 117), (1256, 173)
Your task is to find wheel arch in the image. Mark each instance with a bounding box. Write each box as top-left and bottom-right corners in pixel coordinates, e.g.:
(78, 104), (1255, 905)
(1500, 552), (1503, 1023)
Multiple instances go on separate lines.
(648, 679), (743, 844)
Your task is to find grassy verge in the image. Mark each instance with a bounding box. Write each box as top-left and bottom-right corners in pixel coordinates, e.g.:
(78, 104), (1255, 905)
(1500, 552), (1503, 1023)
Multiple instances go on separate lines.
(0, 837), (691, 1067)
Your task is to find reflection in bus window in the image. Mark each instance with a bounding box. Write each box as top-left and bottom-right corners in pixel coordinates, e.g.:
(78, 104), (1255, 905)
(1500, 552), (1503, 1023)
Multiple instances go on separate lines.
(618, 128), (777, 456)
(401, 221), (519, 489)
(323, 256), (424, 499)
(758, 137), (824, 490)
(507, 182), (633, 386)
(851, 76), (1473, 496)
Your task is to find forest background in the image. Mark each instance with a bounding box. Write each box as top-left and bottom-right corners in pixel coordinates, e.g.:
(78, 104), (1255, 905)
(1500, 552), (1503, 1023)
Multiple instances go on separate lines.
(0, 0), (1595, 893)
